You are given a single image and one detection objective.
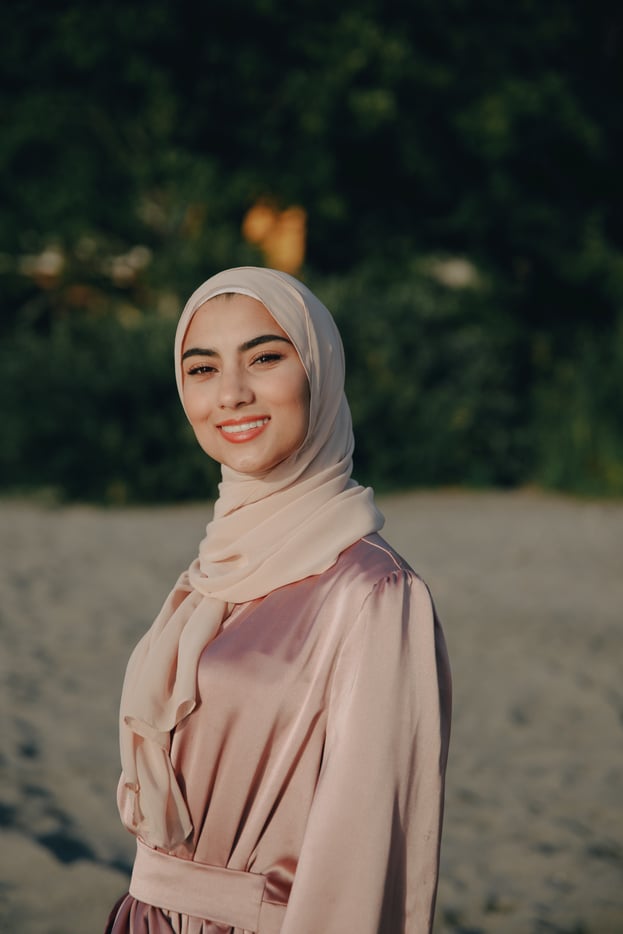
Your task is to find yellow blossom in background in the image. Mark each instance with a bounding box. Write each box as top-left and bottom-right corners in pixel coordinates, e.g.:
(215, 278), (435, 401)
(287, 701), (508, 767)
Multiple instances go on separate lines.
(242, 201), (307, 274)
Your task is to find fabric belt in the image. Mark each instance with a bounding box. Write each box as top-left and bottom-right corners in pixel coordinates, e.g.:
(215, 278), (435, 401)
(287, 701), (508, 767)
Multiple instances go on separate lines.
(129, 838), (287, 933)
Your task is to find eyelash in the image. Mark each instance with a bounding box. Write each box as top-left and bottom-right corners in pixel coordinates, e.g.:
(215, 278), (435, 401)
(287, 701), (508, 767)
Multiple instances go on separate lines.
(252, 351), (283, 365)
(187, 364), (217, 376)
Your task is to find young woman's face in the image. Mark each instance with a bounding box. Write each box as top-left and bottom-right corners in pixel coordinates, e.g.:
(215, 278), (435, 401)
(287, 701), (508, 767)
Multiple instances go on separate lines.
(181, 294), (310, 476)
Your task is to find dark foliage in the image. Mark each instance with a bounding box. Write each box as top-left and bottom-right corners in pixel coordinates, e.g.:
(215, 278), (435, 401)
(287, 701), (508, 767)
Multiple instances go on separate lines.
(1, 1), (621, 498)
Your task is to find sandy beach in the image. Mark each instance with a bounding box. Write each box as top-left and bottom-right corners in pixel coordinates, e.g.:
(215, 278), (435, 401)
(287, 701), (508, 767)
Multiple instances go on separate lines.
(1, 489), (622, 933)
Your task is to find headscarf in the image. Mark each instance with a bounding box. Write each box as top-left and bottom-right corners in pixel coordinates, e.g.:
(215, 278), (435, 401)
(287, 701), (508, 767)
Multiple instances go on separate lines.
(118, 267), (384, 848)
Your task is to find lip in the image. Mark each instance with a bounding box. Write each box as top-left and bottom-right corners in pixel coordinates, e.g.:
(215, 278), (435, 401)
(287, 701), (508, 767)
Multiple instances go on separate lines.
(217, 416), (270, 444)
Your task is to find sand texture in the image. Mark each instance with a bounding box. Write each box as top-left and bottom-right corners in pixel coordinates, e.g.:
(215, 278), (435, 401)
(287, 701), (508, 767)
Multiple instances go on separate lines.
(1, 490), (622, 933)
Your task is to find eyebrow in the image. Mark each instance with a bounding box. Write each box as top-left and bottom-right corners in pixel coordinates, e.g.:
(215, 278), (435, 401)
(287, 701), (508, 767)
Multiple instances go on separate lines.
(182, 334), (291, 361)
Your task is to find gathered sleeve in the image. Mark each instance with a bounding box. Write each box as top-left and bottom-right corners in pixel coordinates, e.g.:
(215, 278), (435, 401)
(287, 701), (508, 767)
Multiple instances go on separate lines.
(280, 569), (452, 934)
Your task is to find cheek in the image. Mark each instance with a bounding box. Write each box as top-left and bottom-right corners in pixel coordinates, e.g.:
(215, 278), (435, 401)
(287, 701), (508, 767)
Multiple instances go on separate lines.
(293, 378), (311, 438)
(182, 383), (209, 423)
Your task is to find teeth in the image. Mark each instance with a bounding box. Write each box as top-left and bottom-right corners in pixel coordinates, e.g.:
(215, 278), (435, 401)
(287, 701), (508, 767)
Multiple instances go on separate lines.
(220, 418), (269, 434)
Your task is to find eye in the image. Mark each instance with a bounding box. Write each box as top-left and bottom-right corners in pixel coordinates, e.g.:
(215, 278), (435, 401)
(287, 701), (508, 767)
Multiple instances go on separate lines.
(187, 363), (217, 376)
(251, 351), (284, 366)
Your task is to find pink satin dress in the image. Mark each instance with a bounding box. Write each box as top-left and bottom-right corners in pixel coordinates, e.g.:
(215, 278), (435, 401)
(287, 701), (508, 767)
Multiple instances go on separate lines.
(108, 534), (451, 934)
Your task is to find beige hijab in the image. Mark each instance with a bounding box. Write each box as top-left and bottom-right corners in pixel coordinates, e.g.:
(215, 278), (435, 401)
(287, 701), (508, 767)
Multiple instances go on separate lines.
(118, 267), (384, 848)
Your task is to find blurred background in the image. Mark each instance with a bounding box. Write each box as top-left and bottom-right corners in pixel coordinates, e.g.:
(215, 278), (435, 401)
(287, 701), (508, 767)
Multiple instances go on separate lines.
(1, 0), (622, 503)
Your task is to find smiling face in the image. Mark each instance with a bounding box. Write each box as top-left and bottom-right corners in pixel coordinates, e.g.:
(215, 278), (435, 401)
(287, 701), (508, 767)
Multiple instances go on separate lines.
(181, 293), (310, 477)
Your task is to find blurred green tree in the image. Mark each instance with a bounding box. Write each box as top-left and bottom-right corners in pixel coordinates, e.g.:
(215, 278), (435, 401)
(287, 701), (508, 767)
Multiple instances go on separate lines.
(2, 0), (621, 324)
(1, 0), (621, 497)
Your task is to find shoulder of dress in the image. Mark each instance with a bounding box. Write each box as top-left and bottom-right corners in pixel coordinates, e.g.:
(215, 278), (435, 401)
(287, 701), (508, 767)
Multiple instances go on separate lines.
(359, 534), (408, 570)
(333, 533), (420, 590)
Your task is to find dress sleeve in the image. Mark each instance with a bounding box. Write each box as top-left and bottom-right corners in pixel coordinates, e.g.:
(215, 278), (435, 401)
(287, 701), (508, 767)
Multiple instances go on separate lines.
(280, 570), (452, 934)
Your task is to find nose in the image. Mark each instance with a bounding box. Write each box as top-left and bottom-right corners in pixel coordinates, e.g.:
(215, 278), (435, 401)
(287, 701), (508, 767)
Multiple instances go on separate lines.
(217, 364), (254, 409)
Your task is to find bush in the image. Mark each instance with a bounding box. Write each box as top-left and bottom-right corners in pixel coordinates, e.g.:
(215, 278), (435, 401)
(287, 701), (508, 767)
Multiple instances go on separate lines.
(0, 312), (219, 502)
(531, 318), (623, 496)
(1, 268), (621, 502)
(315, 268), (528, 491)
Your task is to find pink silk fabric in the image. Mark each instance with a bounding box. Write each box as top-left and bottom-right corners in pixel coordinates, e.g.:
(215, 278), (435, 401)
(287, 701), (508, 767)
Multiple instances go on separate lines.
(109, 535), (451, 934)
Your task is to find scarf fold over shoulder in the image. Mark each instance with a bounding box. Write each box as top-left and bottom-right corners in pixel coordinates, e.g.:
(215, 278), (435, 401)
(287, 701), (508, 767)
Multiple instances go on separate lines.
(118, 267), (384, 848)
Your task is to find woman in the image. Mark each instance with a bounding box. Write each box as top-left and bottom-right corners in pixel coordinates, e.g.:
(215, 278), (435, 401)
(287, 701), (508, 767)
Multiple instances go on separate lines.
(107, 266), (451, 934)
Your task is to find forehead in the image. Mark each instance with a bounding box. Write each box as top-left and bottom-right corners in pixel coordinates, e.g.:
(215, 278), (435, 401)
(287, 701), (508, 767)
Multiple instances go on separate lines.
(182, 293), (288, 348)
